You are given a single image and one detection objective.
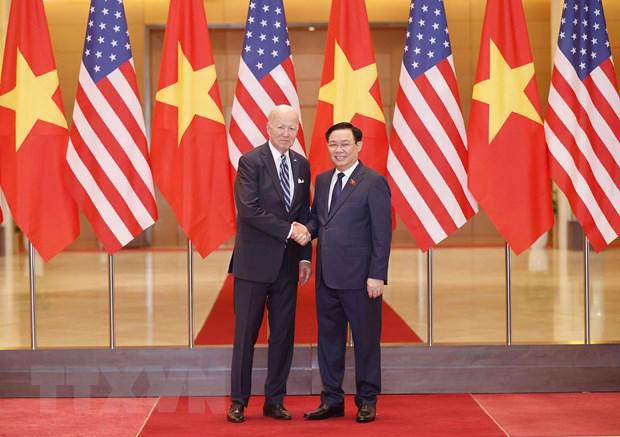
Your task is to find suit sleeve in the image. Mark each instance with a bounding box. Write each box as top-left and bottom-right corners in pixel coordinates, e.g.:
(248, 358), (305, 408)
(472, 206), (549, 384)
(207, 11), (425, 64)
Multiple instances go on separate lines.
(298, 162), (312, 262)
(368, 176), (392, 283)
(235, 154), (291, 241)
(307, 174), (320, 239)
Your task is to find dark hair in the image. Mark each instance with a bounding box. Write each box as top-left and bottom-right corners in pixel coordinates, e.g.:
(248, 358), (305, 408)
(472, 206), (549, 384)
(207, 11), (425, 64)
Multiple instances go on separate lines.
(325, 122), (362, 143)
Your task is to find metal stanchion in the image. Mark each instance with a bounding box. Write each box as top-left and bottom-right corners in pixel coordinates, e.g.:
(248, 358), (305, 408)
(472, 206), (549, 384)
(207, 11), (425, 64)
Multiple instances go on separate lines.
(108, 255), (115, 349)
(505, 243), (512, 346)
(427, 249), (433, 347)
(188, 240), (194, 348)
(584, 236), (591, 345)
(28, 242), (36, 350)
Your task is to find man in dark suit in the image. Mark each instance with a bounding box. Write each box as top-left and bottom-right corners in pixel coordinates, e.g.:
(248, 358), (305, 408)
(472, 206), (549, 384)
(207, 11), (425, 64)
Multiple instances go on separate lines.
(227, 105), (312, 423)
(304, 122), (391, 423)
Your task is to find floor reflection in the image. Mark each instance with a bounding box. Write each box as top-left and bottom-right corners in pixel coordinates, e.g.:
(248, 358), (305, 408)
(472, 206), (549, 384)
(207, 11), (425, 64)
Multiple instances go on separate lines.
(0, 247), (618, 348)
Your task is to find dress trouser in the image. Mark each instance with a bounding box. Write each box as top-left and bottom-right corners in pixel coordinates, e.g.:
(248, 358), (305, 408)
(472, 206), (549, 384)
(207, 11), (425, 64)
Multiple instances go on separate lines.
(230, 255), (297, 406)
(316, 276), (382, 407)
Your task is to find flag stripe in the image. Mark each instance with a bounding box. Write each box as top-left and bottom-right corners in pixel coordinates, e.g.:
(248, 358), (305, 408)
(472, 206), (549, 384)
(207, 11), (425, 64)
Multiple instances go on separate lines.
(392, 104), (466, 228)
(79, 66), (158, 193)
(71, 96), (155, 230)
(74, 84), (156, 226)
(546, 125), (617, 243)
(548, 85), (620, 213)
(398, 66), (472, 204)
(546, 107), (618, 224)
(554, 51), (619, 162)
(69, 125), (145, 238)
(551, 73), (617, 177)
(388, 148), (447, 243)
(110, 64), (147, 136)
(67, 141), (133, 246)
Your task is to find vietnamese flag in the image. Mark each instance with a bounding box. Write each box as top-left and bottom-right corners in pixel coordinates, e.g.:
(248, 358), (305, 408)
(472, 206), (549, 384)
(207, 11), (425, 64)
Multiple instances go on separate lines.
(309, 0), (389, 177)
(0, 0), (79, 261)
(151, 0), (235, 258)
(467, 0), (553, 255)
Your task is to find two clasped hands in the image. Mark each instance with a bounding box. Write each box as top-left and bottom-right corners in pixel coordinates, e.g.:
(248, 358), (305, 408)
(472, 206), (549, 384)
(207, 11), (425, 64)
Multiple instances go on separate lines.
(291, 221), (311, 246)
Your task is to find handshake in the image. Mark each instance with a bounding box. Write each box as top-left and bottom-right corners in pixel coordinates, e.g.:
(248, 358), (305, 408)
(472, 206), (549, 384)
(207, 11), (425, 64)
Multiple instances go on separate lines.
(291, 221), (311, 246)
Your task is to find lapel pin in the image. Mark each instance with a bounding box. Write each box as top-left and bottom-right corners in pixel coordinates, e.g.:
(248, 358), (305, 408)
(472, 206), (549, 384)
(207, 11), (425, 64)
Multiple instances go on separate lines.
(350, 179), (357, 187)
(298, 178), (305, 183)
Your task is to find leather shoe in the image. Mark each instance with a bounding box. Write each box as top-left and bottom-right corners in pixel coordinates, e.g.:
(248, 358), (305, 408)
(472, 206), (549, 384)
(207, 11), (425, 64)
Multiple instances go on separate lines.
(263, 403), (292, 420)
(304, 403), (345, 420)
(227, 402), (245, 423)
(356, 404), (376, 423)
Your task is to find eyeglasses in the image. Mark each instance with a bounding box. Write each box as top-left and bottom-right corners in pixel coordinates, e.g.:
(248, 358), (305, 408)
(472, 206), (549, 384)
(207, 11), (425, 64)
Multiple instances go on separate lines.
(327, 142), (356, 150)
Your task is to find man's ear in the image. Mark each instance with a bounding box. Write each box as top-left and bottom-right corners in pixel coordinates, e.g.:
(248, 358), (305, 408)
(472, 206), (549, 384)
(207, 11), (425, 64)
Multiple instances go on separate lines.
(357, 141), (363, 150)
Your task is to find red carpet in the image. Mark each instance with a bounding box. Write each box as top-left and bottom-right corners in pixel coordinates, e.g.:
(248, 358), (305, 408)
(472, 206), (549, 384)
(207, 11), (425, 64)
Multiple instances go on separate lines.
(138, 395), (505, 437)
(474, 393), (620, 436)
(195, 273), (422, 345)
(0, 398), (157, 437)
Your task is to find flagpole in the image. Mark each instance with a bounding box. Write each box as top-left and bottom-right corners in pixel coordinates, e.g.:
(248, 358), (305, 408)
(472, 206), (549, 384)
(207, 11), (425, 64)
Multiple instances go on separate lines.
(427, 248), (433, 347)
(584, 236), (591, 345)
(187, 240), (194, 349)
(108, 255), (115, 349)
(505, 243), (512, 346)
(28, 241), (37, 350)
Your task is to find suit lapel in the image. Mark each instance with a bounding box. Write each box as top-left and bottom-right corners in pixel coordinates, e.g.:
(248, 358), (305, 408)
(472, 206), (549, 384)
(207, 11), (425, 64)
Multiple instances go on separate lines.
(320, 170), (335, 223)
(259, 143), (287, 210)
(289, 150), (301, 207)
(327, 164), (366, 221)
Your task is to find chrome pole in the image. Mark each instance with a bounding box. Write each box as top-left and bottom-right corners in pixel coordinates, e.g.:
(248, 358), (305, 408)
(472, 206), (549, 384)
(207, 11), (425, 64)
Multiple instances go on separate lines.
(505, 243), (512, 346)
(28, 241), (36, 350)
(188, 240), (194, 348)
(108, 255), (115, 349)
(427, 248), (433, 347)
(584, 236), (591, 345)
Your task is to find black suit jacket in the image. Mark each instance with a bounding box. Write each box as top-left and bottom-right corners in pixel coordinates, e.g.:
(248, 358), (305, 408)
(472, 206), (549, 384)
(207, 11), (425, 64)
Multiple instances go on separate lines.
(230, 143), (311, 283)
(308, 162), (391, 290)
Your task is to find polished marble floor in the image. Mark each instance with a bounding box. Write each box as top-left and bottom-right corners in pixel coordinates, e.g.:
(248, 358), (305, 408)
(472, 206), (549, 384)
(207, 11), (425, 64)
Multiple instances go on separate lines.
(0, 246), (618, 349)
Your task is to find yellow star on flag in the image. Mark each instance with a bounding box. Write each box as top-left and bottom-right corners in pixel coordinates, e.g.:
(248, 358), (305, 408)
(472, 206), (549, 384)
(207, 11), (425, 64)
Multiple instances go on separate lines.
(155, 42), (224, 145)
(472, 39), (542, 143)
(0, 49), (67, 151)
(318, 41), (384, 123)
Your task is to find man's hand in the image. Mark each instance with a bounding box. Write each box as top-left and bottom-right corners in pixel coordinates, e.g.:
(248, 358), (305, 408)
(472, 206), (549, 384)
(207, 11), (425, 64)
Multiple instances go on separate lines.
(291, 222), (311, 246)
(367, 278), (384, 299)
(299, 262), (312, 285)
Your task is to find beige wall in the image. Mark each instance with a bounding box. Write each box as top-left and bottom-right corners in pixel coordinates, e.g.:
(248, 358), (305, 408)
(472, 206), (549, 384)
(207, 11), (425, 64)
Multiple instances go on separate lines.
(10, 0), (620, 248)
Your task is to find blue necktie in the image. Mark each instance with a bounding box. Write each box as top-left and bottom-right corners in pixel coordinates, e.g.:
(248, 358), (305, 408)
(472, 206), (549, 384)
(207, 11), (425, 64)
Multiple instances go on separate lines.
(279, 155), (291, 211)
(330, 172), (345, 212)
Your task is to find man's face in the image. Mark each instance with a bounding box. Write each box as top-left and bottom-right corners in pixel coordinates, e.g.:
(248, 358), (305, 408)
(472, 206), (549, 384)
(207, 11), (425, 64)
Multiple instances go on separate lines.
(267, 109), (299, 154)
(327, 128), (361, 171)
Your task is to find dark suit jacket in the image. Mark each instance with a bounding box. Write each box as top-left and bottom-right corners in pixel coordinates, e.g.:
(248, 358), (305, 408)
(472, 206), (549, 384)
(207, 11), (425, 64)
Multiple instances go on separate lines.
(308, 162), (391, 290)
(230, 143), (311, 283)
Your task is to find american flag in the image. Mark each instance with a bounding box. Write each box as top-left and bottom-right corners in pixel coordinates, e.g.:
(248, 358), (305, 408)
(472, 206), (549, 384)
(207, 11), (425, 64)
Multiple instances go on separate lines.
(387, 0), (477, 251)
(544, 0), (619, 251)
(228, 0), (305, 169)
(66, 0), (158, 253)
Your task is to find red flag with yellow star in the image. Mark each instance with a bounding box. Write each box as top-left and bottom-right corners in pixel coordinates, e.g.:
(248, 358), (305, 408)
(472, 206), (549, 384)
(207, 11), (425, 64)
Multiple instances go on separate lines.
(0, 0), (79, 261)
(309, 0), (389, 176)
(467, 0), (553, 254)
(151, 0), (235, 258)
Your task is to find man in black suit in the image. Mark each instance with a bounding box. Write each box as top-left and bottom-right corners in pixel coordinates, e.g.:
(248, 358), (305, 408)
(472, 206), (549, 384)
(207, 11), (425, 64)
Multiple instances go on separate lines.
(227, 105), (312, 423)
(304, 122), (391, 423)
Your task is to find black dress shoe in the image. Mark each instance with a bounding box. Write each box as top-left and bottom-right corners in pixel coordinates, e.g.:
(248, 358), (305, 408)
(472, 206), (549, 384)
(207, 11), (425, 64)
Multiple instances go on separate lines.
(303, 403), (345, 420)
(356, 404), (376, 423)
(227, 402), (245, 423)
(263, 403), (292, 420)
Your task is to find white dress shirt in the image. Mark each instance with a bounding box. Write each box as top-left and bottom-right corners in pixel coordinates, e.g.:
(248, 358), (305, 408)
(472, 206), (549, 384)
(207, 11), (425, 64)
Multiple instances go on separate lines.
(328, 161), (359, 211)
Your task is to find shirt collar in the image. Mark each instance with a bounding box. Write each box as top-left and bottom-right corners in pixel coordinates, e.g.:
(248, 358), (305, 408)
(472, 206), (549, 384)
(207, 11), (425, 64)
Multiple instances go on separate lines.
(268, 141), (290, 163)
(334, 160), (359, 180)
